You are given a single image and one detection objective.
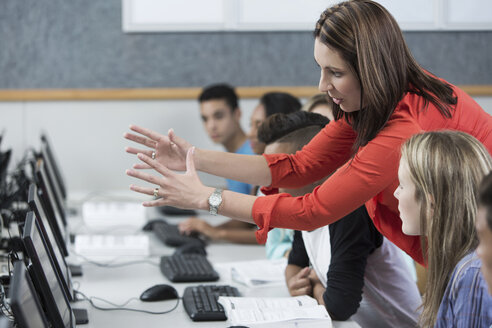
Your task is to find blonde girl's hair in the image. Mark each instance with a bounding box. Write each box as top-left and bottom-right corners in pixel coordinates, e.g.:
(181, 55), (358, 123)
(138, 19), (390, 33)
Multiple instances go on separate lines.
(401, 131), (492, 327)
(314, 0), (457, 153)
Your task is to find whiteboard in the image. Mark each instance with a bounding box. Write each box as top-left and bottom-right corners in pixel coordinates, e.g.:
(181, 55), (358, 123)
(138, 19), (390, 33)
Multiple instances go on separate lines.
(123, 0), (492, 32)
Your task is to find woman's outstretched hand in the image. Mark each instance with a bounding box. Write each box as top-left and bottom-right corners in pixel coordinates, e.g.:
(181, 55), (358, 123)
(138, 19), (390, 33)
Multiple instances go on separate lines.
(126, 146), (213, 210)
(124, 125), (192, 171)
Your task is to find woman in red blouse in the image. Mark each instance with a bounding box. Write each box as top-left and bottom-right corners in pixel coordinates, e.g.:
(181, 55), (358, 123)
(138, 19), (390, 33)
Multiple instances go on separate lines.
(125, 0), (492, 266)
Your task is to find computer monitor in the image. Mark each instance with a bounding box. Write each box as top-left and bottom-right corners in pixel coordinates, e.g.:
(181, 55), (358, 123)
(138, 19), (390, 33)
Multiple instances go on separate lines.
(40, 134), (66, 197)
(9, 261), (49, 328)
(0, 316), (11, 328)
(34, 159), (69, 254)
(22, 211), (74, 328)
(39, 134), (67, 224)
(28, 184), (73, 300)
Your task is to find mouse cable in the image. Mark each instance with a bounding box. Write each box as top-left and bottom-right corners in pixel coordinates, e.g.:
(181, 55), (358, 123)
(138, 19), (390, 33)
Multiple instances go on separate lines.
(74, 290), (180, 315)
(70, 251), (159, 268)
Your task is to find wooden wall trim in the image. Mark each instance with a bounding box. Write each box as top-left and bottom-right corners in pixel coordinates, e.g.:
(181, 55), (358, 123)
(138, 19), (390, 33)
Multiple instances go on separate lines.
(0, 85), (491, 101)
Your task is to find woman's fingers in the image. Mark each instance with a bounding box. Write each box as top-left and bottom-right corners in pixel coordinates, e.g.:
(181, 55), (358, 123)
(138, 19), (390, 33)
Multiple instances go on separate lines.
(124, 132), (157, 149)
(130, 125), (164, 142)
(125, 146), (153, 157)
(129, 184), (156, 197)
(185, 147), (196, 174)
(126, 168), (163, 186)
(132, 163), (152, 170)
(137, 153), (173, 177)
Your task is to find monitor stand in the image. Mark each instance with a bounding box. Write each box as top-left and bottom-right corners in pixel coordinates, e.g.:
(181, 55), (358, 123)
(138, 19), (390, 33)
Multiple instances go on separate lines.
(73, 308), (89, 325)
(69, 264), (83, 277)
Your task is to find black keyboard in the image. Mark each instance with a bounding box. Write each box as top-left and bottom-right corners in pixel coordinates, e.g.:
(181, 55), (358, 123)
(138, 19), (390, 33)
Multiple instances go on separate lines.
(152, 220), (204, 247)
(160, 254), (219, 282)
(183, 285), (240, 321)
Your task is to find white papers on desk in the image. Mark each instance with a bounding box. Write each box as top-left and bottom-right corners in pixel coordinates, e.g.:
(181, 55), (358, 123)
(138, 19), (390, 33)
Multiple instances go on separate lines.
(229, 258), (287, 287)
(218, 295), (332, 327)
(74, 234), (149, 258)
(81, 201), (146, 229)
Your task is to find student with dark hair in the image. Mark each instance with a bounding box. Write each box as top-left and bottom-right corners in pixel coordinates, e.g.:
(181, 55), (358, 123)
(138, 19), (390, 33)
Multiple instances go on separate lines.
(124, 1), (492, 268)
(478, 172), (492, 295)
(176, 83), (257, 244)
(258, 111), (330, 259)
(248, 92), (301, 155)
(197, 83), (253, 195)
(260, 111), (420, 327)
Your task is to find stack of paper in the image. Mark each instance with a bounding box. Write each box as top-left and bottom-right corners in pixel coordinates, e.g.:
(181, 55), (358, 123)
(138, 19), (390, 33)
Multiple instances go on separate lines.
(229, 258), (287, 287)
(218, 295), (332, 327)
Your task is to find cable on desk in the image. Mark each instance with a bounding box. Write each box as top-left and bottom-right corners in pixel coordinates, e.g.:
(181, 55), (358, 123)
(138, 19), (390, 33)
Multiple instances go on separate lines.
(74, 290), (181, 315)
(71, 251), (159, 268)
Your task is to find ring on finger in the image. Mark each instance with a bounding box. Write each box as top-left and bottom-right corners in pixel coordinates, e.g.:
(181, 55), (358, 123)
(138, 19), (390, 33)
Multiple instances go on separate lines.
(153, 187), (159, 198)
(151, 151), (156, 160)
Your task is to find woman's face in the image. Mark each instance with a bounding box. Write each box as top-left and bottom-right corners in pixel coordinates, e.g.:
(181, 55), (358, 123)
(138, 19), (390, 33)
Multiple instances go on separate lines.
(247, 103), (267, 154)
(394, 158), (423, 236)
(314, 38), (361, 113)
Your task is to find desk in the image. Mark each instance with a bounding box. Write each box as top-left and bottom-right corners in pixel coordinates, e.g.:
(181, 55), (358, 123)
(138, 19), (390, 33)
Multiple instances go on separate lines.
(69, 210), (360, 328)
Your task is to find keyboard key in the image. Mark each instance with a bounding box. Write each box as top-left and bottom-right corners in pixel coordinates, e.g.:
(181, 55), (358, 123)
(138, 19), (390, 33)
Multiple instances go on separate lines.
(183, 285), (240, 321)
(160, 254), (219, 282)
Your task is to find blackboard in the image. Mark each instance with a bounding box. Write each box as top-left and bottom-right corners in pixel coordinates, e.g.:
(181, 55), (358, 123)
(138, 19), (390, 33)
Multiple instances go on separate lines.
(1, 0), (491, 90)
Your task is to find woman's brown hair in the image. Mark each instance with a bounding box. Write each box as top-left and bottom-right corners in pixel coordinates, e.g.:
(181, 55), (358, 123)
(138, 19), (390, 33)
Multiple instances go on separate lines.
(314, 0), (457, 152)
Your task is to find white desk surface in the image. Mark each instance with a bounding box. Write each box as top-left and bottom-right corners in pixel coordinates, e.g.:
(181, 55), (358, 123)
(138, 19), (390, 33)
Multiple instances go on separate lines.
(68, 208), (360, 328)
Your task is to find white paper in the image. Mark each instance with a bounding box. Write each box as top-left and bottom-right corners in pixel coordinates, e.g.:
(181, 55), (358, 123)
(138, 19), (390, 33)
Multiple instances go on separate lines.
(229, 258), (287, 287)
(218, 295), (331, 326)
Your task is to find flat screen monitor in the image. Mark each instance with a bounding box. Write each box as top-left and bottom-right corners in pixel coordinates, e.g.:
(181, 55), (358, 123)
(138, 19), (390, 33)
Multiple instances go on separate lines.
(23, 211), (74, 328)
(9, 261), (49, 328)
(0, 317), (11, 328)
(28, 184), (73, 301)
(34, 159), (68, 252)
(40, 133), (67, 200)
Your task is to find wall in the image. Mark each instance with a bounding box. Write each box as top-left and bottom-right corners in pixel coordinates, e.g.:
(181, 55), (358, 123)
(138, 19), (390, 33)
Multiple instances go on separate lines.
(1, 97), (491, 194)
(1, 0), (491, 89)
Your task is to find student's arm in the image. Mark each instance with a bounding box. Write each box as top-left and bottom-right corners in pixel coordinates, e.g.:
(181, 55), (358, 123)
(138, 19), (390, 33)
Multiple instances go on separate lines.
(285, 231), (312, 296)
(178, 218), (257, 244)
(321, 206), (382, 321)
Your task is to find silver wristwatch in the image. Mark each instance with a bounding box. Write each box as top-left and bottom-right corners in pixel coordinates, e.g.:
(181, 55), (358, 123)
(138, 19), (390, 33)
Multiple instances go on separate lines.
(208, 188), (223, 215)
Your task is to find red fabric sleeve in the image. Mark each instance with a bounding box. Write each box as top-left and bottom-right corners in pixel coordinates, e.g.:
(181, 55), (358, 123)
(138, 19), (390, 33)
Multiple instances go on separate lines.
(253, 109), (425, 264)
(263, 118), (355, 189)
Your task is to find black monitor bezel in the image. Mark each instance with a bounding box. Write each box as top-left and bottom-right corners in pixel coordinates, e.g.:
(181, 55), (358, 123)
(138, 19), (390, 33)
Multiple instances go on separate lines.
(10, 261), (49, 328)
(23, 211), (74, 328)
(40, 134), (67, 207)
(28, 184), (73, 300)
(34, 159), (68, 254)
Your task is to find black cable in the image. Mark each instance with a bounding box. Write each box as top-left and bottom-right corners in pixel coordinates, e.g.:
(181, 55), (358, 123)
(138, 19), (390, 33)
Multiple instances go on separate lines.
(74, 290), (180, 315)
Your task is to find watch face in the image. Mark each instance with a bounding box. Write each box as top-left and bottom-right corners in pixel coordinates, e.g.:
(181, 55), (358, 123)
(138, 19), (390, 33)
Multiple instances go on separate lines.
(209, 194), (221, 206)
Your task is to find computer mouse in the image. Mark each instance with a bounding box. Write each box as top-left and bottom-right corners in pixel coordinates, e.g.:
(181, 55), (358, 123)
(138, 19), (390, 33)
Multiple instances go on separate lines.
(142, 218), (166, 231)
(174, 243), (207, 256)
(139, 284), (179, 302)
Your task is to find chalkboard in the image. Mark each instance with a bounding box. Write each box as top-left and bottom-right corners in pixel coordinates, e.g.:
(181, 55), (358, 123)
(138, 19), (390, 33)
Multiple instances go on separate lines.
(0, 0), (491, 90)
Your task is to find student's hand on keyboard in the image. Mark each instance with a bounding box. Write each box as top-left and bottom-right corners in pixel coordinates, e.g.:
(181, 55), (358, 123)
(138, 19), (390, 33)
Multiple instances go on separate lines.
(126, 146), (213, 210)
(179, 218), (218, 240)
(124, 125), (192, 171)
(287, 267), (313, 297)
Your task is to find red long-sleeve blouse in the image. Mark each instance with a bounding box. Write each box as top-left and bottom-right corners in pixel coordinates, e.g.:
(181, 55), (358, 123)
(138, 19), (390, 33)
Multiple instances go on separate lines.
(252, 84), (492, 265)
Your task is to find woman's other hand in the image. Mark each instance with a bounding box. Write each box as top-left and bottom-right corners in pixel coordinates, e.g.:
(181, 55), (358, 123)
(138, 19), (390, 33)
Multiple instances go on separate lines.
(124, 125), (192, 171)
(126, 146), (212, 210)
